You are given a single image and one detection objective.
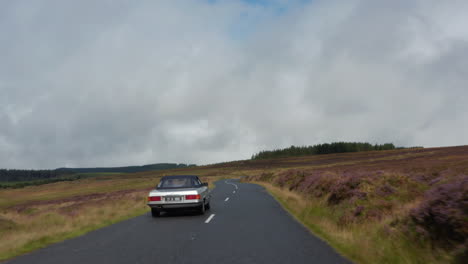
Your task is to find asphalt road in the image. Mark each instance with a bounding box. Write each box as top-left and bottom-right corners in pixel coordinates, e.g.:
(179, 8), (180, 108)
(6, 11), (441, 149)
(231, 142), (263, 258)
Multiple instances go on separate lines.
(6, 180), (350, 264)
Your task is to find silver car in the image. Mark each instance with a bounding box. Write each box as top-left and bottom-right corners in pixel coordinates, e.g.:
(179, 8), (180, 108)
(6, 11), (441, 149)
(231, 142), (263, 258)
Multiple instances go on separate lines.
(147, 175), (211, 217)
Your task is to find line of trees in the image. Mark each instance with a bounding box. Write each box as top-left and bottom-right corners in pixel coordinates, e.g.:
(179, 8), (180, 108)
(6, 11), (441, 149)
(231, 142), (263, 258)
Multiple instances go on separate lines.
(251, 142), (397, 160)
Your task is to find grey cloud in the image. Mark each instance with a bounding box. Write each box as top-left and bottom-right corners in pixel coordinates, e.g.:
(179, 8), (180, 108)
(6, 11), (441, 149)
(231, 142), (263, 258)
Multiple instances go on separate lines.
(0, 0), (467, 169)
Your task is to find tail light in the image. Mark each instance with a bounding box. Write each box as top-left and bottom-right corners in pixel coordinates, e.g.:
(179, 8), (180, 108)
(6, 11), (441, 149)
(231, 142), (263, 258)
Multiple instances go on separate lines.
(185, 194), (201, 200)
(148, 196), (162, 201)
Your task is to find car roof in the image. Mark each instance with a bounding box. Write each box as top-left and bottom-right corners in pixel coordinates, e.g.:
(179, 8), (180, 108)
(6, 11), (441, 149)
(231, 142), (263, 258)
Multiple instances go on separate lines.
(160, 175), (199, 180)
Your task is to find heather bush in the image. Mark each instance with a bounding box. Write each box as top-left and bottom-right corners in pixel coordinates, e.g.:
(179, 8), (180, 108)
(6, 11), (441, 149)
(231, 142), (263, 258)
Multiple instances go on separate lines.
(376, 183), (396, 196)
(295, 171), (336, 197)
(258, 172), (274, 182)
(273, 171), (293, 187)
(410, 175), (468, 248)
(274, 170), (305, 189)
(353, 205), (364, 216)
(327, 175), (366, 205)
(277, 170), (350, 199)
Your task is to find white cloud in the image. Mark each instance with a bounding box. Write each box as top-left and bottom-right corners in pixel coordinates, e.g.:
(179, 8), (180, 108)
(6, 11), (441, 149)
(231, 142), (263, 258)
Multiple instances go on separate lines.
(0, 0), (467, 169)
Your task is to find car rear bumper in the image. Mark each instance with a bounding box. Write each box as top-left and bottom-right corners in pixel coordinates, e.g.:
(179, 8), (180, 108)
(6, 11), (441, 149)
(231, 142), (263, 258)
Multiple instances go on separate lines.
(147, 202), (202, 210)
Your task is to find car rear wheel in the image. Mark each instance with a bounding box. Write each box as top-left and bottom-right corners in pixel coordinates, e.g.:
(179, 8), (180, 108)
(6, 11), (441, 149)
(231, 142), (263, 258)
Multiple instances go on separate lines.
(206, 201), (211, 210)
(151, 208), (160, 217)
(199, 202), (206, 215)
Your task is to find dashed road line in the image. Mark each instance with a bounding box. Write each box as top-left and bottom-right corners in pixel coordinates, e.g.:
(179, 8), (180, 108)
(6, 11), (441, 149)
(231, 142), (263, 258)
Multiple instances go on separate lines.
(205, 214), (215, 224)
(225, 180), (239, 190)
(224, 197), (229, 202)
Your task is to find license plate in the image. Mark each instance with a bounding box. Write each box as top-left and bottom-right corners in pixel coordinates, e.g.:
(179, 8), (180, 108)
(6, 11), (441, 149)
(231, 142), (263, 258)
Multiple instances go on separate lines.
(165, 196), (182, 202)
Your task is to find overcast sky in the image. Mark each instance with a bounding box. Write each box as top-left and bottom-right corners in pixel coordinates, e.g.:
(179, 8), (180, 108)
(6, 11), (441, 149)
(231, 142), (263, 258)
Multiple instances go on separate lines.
(1, 0), (467, 169)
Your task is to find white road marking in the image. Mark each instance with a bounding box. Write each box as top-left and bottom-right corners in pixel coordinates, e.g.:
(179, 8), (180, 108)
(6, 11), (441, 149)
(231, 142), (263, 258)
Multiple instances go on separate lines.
(224, 197), (229, 202)
(233, 191), (236, 194)
(205, 214), (215, 224)
(225, 180), (239, 190)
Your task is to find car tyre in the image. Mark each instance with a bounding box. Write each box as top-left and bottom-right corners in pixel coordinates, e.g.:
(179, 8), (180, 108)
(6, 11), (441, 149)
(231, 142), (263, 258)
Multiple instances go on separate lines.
(206, 201), (211, 210)
(199, 202), (206, 215)
(151, 208), (160, 217)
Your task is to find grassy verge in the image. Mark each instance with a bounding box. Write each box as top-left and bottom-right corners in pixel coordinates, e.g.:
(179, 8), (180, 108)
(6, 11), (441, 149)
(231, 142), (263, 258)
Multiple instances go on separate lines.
(0, 187), (150, 261)
(254, 181), (453, 264)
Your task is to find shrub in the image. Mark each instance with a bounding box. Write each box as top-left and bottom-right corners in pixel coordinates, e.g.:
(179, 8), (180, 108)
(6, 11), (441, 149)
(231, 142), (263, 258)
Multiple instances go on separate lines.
(410, 175), (468, 248)
(327, 175), (366, 205)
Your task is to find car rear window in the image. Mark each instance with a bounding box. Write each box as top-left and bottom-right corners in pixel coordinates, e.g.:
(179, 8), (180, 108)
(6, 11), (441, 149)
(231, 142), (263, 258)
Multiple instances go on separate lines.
(157, 176), (201, 189)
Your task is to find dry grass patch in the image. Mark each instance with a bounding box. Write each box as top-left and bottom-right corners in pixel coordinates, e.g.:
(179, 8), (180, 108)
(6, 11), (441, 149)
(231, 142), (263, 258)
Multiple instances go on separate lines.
(0, 188), (150, 261)
(0, 177), (159, 208)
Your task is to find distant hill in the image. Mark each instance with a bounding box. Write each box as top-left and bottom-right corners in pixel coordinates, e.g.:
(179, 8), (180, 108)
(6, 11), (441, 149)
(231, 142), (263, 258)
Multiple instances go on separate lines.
(55, 163), (196, 174)
(1, 163), (197, 185)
